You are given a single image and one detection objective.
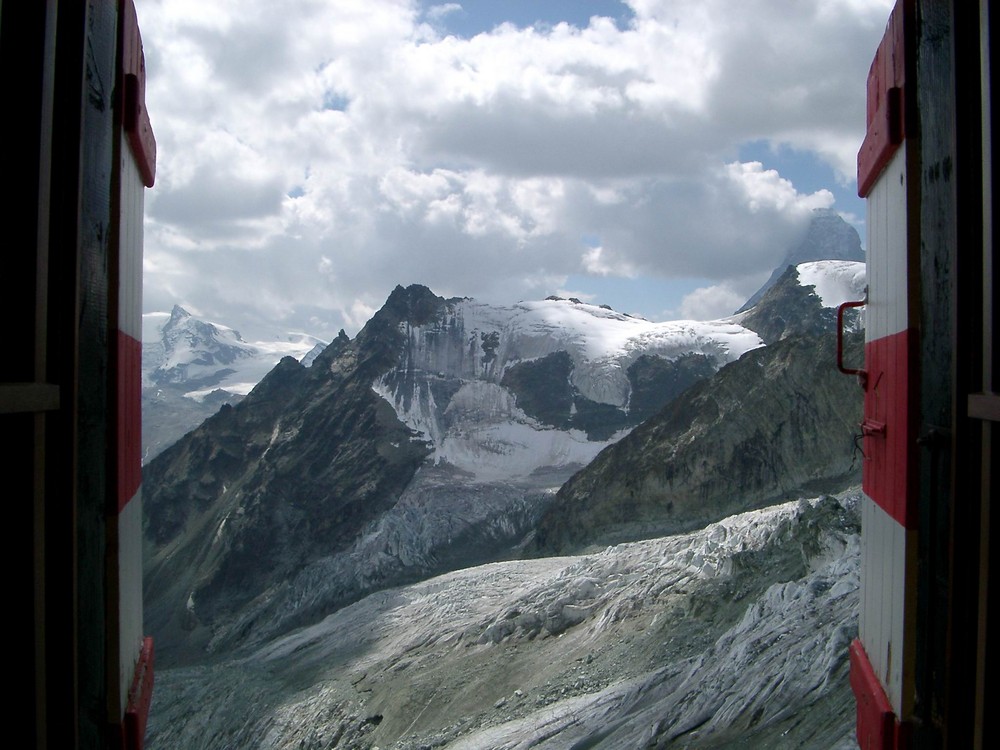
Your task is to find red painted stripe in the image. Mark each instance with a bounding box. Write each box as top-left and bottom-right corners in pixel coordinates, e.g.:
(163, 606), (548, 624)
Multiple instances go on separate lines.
(117, 330), (142, 512)
(857, 0), (907, 197)
(862, 329), (917, 528)
(857, 88), (902, 197)
(124, 637), (155, 750)
(850, 639), (895, 750)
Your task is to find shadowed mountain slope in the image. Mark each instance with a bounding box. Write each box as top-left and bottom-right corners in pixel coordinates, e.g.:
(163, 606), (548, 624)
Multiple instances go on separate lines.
(143, 286), (442, 665)
(531, 327), (863, 554)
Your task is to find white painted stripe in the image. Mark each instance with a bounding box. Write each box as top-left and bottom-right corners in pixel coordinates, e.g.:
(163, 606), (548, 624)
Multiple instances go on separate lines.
(860, 497), (882, 672)
(118, 490), (144, 716)
(118, 150), (145, 340)
(883, 498), (901, 709)
(865, 145), (909, 343)
(116, 134), (146, 717)
(858, 492), (916, 718)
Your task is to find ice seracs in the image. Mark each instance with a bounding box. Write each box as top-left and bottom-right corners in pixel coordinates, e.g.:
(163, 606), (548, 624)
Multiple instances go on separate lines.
(145, 491), (861, 750)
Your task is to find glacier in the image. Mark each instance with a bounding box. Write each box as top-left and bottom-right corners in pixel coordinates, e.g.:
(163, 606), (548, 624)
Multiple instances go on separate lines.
(145, 490), (861, 749)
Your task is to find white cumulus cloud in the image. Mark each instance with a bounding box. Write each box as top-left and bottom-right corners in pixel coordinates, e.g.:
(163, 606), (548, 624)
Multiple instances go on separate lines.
(136, 0), (890, 339)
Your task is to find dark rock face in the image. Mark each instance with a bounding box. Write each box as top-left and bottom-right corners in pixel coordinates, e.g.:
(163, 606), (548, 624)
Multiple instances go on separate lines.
(141, 388), (244, 464)
(500, 351), (576, 428)
(740, 265), (833, 344)
(530, 329), (864, 555)
(143, 286), (439, 665)
(626, 352), (717, 423)
(737, 208), (864, 313)
(498, 351), (630, 441)
(498, 350), (718, 440)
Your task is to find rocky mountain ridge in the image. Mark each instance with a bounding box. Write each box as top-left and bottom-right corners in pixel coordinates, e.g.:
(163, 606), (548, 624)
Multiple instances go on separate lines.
(532, 328), (863, 555)
(145, 251), (866, 665)
(143, 211), (866, 666)
(143, 285), (764, 664)
(144, 294), (432, 664)
(372, 293), (761, 477)
(141, 207), (870, 747)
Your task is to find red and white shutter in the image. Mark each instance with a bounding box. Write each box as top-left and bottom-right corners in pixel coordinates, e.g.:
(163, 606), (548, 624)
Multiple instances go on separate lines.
(115, 2), (156, 747)
(850, 1), (918, 748)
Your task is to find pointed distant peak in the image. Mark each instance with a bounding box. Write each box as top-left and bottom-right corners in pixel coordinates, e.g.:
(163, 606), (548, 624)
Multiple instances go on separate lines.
(161, 304), (195, 333)
(790, 210), (864, 265)
(336, 329), (349, 341)
(169, 304), (192, 321)
(736, 210), (864, 314)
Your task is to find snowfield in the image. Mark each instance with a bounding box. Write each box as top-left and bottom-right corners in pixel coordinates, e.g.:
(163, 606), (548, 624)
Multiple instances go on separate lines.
(147, 491), (861, 750)
(795, 260), (867, 309)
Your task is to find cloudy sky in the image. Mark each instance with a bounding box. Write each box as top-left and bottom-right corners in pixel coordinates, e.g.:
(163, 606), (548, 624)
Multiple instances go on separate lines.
(136, 0), (891, 341)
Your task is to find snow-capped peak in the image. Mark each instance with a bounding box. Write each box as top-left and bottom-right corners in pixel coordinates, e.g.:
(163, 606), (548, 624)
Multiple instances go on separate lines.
(143, 308), (326, 395)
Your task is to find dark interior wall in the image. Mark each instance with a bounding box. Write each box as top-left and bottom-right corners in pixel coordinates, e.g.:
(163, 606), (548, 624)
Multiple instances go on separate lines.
(914, 1), (994, 747)
(2, 0), (120, 747)
(914, 1), (958, 745)
(69, 1), (119, 744)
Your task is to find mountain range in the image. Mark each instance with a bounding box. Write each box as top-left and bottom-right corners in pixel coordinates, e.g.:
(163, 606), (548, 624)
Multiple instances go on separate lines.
(143, 284), (770, 663)
(736, 207), (864, 313)
(142, 209), (867, 747)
